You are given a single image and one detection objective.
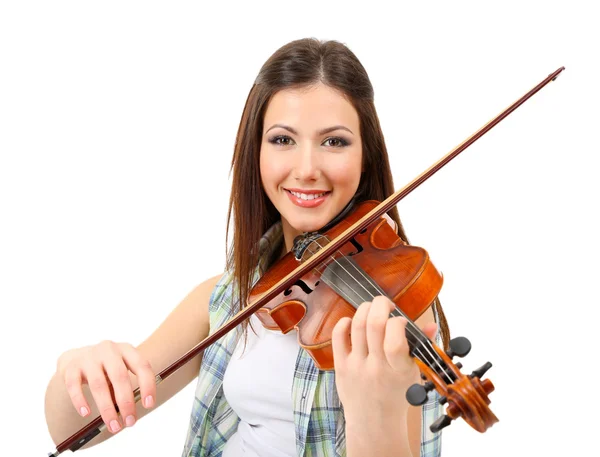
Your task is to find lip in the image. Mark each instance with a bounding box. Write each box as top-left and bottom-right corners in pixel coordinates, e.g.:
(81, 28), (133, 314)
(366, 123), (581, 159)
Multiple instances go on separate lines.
(284, 188), (331, 208)
(285, 188), (330, 194)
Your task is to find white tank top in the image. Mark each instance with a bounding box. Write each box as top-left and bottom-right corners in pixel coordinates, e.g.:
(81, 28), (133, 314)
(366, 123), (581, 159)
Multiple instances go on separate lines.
(222, 314), (299, 457)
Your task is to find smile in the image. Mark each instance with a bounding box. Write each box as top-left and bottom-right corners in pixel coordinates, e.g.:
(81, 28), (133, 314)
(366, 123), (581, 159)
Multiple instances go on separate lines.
(284, 188), (331, 208)
(288, 190), (328, 200)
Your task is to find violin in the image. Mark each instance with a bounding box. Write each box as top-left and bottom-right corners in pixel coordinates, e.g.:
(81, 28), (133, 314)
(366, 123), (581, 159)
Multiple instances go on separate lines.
(252, 198), (496, 433)
(48, 66), (565, 455)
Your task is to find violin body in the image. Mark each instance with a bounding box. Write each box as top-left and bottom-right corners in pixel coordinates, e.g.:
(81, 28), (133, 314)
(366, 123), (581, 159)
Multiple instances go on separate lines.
(252, 200), (498, 433)
(251, 200), (443, 370)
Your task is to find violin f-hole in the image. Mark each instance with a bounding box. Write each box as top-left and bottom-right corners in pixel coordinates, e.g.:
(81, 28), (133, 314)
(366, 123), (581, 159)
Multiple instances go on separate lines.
(347, 237), (364, 256)
(283, 279), (314, 296)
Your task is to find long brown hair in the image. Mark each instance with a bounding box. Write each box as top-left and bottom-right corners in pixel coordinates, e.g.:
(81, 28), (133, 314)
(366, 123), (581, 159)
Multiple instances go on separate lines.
(225, 38), (450, 349)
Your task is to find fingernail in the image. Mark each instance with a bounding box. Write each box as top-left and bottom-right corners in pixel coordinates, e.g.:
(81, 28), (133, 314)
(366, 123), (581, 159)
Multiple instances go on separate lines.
(80, 406), (89, 417)
(110, 420), (121, 433)
(125, 415), (136, 427)
(144, 395), (154, 408)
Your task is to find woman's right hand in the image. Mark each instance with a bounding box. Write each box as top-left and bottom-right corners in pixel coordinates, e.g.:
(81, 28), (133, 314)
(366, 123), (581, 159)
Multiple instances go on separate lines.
(57, 341), (157, 434)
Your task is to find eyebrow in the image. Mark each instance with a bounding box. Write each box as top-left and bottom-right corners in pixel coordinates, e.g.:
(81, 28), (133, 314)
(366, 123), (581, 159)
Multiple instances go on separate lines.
(265, 124), (354, 136)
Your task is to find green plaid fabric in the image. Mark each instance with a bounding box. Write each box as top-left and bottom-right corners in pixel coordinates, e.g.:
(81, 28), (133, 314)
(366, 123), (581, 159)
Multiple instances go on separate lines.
(181, 222), (443, 457)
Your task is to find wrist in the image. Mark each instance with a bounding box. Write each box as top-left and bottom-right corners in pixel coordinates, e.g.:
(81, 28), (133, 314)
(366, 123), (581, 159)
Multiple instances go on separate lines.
(344, 403), (409, 432)
(345, 410), (412, 457)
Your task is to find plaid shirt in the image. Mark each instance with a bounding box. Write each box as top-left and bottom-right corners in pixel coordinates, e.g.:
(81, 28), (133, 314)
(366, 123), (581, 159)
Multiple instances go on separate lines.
(181, 222), (443, 457)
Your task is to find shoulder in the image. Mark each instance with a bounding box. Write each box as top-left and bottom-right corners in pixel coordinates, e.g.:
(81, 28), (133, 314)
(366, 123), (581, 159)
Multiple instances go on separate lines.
(158, 273), (225, 339)
(173, 272), (224, 316)
(148, 272), (224, 341)
(190, 273), (225, 303)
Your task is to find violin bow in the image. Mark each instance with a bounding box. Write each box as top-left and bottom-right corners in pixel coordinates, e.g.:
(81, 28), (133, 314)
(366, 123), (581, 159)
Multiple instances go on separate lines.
(47, 66), (564, 456)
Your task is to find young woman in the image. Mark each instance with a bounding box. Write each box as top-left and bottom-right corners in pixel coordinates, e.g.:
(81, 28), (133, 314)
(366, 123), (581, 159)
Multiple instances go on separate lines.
(44, 37), (450, 457)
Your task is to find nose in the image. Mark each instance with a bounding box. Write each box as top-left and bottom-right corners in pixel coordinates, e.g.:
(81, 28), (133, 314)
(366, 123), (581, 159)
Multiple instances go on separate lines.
(293, 145), (321, 182)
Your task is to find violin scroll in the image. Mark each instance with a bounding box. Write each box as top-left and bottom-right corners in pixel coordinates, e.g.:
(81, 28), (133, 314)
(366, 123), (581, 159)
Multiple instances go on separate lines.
(410, 335), (498, 433)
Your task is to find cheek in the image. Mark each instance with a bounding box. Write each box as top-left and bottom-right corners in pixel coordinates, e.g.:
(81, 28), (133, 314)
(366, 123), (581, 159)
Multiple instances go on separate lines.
(260, 153), (288, 190)
(329, 159), (362, 189)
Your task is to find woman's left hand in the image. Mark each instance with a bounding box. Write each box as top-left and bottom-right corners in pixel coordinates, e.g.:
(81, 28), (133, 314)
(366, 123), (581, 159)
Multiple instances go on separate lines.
(331, 295), (437, 423)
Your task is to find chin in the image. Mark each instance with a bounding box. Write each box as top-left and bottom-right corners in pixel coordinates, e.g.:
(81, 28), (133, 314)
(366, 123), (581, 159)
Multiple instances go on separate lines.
(284, 213), (332, 234)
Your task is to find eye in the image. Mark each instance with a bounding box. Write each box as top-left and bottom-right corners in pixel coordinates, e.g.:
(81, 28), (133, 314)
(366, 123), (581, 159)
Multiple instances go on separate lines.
(323, 137), (350, 148)
(268, 135), (295, 146)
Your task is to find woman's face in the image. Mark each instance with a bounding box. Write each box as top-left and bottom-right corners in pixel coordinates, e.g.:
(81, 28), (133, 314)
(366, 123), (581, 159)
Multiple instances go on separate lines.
(260, 83), (363, 250)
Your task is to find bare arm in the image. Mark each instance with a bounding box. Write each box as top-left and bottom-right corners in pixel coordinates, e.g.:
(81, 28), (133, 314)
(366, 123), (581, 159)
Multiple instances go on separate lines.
(44, 273), (221, 449)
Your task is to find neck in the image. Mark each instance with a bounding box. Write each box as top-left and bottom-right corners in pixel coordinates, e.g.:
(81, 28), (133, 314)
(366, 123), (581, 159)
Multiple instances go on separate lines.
(281, 229), (301, 257)
(280, 218), (304, 256)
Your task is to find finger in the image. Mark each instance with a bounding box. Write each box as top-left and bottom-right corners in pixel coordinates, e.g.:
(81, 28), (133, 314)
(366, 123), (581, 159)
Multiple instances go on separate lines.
(84, 363), (122, 433)
(421, 322), (438, 342)
(365, 296), (394, 359)
(350, 302), (371, 358)
(332, 317), (352, 370)
(63, 367), (91, 418)
(383, 316), (411, 370)
(120, 343), (156, 410)
(103, 355), (137, 428)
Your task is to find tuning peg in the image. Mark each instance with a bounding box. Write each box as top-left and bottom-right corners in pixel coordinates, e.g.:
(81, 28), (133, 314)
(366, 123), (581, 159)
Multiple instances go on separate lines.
(446, 336), (471, 358)
(470, 361), (493, 379)
(430, 414), (453, 433)
(406, 381), (435, 406)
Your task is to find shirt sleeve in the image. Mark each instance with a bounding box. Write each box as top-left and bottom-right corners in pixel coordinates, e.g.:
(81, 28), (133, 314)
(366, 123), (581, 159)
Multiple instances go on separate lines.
(420, 387), (443, 457)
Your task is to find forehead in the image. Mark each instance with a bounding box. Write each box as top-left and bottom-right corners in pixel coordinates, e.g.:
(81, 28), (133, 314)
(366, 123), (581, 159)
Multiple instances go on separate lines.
(263, 83), (360, 132)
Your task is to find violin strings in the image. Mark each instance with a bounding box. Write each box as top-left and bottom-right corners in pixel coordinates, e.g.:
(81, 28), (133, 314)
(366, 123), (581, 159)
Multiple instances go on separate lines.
(305, 241), (430, 357)
(305, 239), (454, 385)
(306, 240), (439, 361)
(309, 253), (454, 385)
(307, 242), (453, 385)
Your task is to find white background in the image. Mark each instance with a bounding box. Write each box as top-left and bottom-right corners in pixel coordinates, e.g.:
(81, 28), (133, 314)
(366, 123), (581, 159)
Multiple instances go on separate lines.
(1, 1), (598, 456)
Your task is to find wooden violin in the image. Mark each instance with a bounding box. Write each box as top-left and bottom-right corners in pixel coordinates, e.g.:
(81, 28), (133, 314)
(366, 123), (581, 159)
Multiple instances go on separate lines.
(48, 66), (564, 455)
(252, 198), (496, 433)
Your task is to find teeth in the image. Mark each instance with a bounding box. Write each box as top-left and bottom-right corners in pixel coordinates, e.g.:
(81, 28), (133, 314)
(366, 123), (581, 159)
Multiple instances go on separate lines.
(289, 190), (327, 200)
